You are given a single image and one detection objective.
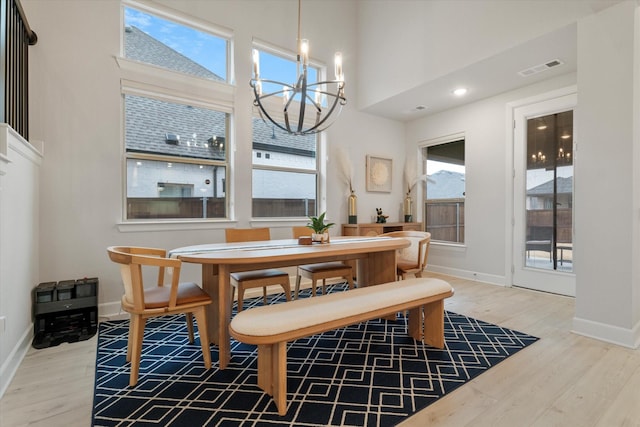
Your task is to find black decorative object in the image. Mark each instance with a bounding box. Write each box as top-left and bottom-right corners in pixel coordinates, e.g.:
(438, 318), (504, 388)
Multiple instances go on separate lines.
(376, 207), (388, 223)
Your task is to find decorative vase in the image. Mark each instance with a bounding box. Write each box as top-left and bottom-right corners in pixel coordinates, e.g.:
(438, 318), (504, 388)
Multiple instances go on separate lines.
(348, 190), (357, 224)
(403, 195), (413, 222)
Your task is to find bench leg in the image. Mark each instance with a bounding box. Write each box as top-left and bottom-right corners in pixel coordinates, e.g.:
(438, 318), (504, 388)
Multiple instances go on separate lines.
(257, 342), (288, 416)
(257, 344), (273, 394)
(423, 300), (445, 349)
(272, 341), (288, 415)
(407, 306), (423, 341)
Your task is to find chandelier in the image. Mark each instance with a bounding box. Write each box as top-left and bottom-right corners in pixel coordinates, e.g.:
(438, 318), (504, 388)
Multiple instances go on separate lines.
(250, 0), (346, 136)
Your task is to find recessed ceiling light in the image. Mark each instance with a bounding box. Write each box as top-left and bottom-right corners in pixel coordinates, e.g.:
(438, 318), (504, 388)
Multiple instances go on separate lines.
(537, 125), (547, 130)
(453, 87), (467, 97)
(415, 105), (427, 110)
(561, 134), (571, 139)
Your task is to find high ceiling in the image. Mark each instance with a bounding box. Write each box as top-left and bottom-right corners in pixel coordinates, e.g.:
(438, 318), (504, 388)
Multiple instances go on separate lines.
(360, 1), (622, 122)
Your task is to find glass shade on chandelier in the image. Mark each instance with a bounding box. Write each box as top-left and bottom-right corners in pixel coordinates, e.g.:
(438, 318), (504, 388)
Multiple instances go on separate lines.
(250, 1), (346, 135)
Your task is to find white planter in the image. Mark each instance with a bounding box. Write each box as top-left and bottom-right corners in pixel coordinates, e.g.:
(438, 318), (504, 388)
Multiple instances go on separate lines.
(311, 232), (330, 243)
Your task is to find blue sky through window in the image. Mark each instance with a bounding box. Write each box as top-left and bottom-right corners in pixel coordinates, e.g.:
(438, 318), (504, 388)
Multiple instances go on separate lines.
(258, 50), (318, 95)
(125, 7), (319, 91)
(125, 7), (227, 80)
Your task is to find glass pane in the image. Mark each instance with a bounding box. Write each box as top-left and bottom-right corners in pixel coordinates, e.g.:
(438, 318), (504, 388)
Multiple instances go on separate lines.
(255, 49), (318, 103)
(251, 117), (317, 218)
(125, 94), (227, 161)
(124, 7), (227, 81)
(252, 118), (316, 170)
(525, 111), (573, 272)
(127, 159), (226, 219)
(252, 169), (317, 218)
(424, 140), (465, 243)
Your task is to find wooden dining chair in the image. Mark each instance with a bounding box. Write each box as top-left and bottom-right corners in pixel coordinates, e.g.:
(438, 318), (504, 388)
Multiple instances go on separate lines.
(291, 226), (355, 298)
(106, 246), (212, 387)
(225, 228), (292, 311)
(381, 231), (431, 280)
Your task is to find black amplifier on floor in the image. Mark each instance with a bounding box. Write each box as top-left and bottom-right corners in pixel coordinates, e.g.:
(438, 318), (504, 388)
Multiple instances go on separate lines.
(32, 277), (98, 349)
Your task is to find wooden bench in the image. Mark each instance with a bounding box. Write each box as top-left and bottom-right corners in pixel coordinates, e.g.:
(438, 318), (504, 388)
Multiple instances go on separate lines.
(229, 277), (454, 415)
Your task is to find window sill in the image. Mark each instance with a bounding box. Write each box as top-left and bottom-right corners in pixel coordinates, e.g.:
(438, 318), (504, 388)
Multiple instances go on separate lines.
(250, 218), (311, 228)
(117, 219), (236, 233)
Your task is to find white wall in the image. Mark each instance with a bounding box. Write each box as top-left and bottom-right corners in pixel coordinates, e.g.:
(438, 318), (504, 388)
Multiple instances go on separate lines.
(0, 125), (43, 397)
(406, 73), (577, 285)
(21, 0), (406, 317)
(573, 1), (640, 347)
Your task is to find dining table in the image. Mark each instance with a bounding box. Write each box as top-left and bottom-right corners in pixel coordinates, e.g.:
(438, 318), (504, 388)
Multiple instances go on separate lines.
(170, 235), (410, 369)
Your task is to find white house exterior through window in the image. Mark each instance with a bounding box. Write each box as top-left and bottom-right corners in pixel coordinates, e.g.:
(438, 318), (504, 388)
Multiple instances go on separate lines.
(120, 2), (231, 221)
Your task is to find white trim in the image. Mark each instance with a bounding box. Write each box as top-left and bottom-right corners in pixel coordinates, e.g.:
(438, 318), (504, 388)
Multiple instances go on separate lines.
(508, 88), (577, 296)
(417, 131), (466, 245)
(122, 0), (234, 40)
(118, 68), (235, 112)
(506, 85), (577, 111)
(0, 324), (33, 400)
(117, 219), (236, 233)
(418, 131), (465, 148)
(572, 316), (640, 349)
(252, 38), (327, 71)
(0, 124), (44, 165)
(98, 301), (126, 320)
(427, 265), (508, 287)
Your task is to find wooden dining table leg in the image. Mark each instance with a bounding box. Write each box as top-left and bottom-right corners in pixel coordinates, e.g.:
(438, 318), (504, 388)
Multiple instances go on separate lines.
(201, 264), (219, 346)
(201, 263), (231, 369)
(217, 264), (231, 369)
(357, 249), (397, 287)
(359, 250), (398, 320)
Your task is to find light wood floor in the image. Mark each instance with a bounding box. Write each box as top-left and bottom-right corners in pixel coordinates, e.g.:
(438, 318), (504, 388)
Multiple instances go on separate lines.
(2, 273), (639, 427)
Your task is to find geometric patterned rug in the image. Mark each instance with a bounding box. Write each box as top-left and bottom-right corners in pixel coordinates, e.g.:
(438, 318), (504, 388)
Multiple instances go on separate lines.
(92, 283), (539, 427)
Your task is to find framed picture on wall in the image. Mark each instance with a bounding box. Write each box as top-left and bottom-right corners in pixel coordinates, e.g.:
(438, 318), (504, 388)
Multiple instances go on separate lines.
(366, 155), (392, 192)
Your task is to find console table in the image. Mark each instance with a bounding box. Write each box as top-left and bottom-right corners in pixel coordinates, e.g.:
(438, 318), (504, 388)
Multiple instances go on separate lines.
(342, 222), (423, 236)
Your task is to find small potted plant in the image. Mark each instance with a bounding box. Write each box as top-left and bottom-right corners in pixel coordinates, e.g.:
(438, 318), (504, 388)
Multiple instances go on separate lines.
(307, 212), (335, 243)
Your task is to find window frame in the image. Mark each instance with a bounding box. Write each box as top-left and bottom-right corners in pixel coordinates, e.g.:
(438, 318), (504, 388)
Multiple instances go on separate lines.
(420, 133), (466, 246)
(250, 40), (324, 220)
(118, 1), (233, 226)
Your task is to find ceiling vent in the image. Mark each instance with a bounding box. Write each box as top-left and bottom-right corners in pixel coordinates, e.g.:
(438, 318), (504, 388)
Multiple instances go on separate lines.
(518, 59), (564, 77)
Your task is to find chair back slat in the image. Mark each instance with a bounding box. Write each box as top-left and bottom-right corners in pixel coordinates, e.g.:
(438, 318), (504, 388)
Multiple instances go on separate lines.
(119, 264), (135, 305)
(292, 226), (312, 238)
(107, 246), (180, 310)
(225, 227), (271, 243)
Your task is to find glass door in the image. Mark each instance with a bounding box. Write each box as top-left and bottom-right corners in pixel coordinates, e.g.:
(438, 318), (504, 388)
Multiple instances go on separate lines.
(513, 94), (575, 296)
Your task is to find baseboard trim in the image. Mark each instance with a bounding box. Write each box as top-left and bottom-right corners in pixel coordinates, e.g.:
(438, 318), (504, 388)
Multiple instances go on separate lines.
(0, 323), (33, 399)
(427, 265), (508, 287)
(572, 316), (640, 349)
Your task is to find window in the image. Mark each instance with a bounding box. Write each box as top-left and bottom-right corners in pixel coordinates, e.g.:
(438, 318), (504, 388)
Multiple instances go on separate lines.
(125, 95), (228, 219)
(525, 111), (573, 272)
(252, 118), (317, 217)
(121, 4), (230, 220)
(251, 45), (320, 218)
(124, 6), (227, 82)
(422, 138), (465, 243)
